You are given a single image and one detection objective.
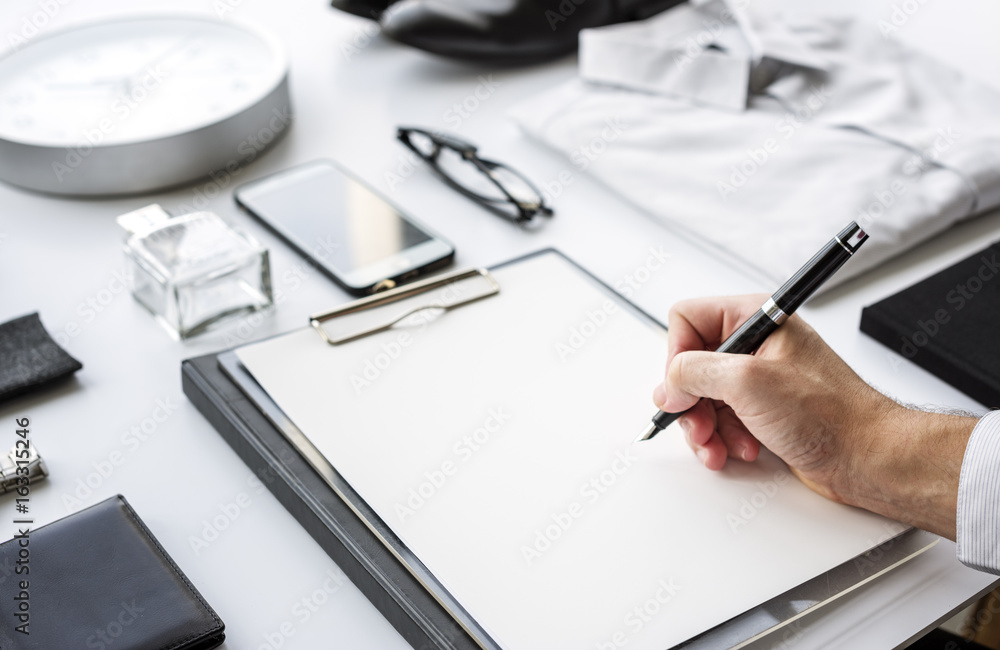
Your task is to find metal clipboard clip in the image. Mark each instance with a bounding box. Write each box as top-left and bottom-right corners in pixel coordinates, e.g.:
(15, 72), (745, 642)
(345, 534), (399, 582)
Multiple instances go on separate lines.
(310, 268), (501, 345)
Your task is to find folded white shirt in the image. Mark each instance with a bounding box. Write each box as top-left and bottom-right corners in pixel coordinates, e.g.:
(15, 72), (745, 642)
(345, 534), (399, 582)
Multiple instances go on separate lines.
(511, 0), (1000, 288)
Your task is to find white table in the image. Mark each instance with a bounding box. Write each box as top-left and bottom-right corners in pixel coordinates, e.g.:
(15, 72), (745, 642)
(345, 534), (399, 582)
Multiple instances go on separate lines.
(1, 0), (998, 647)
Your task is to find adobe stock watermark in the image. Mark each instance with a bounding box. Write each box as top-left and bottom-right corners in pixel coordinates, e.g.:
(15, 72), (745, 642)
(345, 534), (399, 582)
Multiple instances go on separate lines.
(887, 249), (998, 372)
(545, 0), (589, 30)
(85, 600), (146, 650)
(213, 0), (245, 18)
(555, 299), (619, 362)
(255, 568), (349, 650)
(393, 407), (512, 523)
(770, 617), (808, 650)
(852, 521), (908, 576)
(613, 245), (671, 299)
(716, 85), (832, 200)
(174, 105), (292, 214)
(386, 93), (500, 192)
(349, 330), (414, 393)
(384, 149), (424, 192)
(349, 283), (465, 394)
(668, 12), (733, 70)
(538, 116), (629, 203)
(555, 245), (671, 361)
(51, 267), (130, 347)
(960, 589), (1000, 641)
(520, 447), (638, 565)
(444, 75), (501, 129)
(219, 266), (307, 347)
(220, 234), (339, 348)
(188, 472), (268, 555)
(52, 66), (169, 183)
(340, 10), (383, 61)
(878, 0), (932, 38)
(6, 0), (73, 52)
(597, 577), (682, 649)
(61, 397), (181, 512)
(726, 469), (791, 533)
(856, 126), (959, 231)
(570, 116), (628, 170)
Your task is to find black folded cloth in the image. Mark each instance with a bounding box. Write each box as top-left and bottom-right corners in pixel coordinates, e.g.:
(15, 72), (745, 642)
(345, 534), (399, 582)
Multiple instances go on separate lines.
(377, 0), (684, 65)
(0, 312), (82, 403)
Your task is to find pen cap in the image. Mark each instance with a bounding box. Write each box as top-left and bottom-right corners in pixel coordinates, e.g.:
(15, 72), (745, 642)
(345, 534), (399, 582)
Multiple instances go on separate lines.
(836, 222), (868, 254)
(773, 222), (868, 313)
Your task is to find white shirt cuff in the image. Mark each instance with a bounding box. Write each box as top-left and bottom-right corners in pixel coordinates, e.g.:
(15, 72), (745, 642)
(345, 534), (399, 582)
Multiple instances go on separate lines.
(957, 409), (1000, 575)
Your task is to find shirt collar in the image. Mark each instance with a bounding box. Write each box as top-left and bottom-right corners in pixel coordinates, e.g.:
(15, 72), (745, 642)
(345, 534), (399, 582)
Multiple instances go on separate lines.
(578, 0), (830, 111)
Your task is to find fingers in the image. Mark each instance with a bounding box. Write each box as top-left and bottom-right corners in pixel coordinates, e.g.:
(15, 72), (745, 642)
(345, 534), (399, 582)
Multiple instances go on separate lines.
(666, 295), (770, 363)
(659, 295), (772, 415)
(679, 400), (728, 470)
(716, 403), (760, 462)
(679, 401), (760, 470)
(658, 350), (765, 414)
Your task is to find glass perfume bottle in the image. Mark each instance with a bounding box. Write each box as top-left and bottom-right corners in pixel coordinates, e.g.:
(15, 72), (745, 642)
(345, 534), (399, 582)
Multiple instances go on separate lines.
(117, 204), (273, 339)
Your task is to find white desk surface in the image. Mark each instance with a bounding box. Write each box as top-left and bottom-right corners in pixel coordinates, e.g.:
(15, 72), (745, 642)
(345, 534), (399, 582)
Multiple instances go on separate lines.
(1, 0), (998, 648)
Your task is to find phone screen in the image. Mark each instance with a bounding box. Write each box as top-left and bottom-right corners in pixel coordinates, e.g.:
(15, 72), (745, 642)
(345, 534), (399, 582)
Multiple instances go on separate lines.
(237, 161), (435, 281)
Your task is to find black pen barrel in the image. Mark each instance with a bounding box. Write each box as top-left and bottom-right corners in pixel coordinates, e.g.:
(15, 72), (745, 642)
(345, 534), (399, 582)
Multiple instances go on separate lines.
(716, 309), (780, 355)
(773, 222), (867, 314)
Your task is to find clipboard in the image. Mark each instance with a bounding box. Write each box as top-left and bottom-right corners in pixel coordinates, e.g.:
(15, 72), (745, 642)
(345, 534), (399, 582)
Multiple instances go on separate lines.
(183, 249), (937, 649)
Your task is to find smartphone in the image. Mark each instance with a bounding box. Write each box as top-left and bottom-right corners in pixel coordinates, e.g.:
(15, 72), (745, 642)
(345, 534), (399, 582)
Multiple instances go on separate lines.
(235, 160), (454, 296)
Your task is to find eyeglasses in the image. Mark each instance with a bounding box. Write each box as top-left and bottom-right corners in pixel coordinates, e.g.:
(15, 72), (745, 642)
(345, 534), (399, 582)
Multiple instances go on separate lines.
(397, 126), (553, 226)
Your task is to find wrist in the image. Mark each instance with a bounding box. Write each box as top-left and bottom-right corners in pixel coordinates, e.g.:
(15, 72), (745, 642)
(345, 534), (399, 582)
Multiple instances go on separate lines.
(849, 405), (976, 540)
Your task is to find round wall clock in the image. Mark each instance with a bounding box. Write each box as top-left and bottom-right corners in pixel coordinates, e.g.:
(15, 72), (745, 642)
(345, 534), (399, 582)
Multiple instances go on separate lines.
(0, 14), (291, 196)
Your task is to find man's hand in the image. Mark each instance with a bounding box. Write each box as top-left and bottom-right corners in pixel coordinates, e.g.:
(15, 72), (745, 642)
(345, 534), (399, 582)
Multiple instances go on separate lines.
(652, 295), (977, 540)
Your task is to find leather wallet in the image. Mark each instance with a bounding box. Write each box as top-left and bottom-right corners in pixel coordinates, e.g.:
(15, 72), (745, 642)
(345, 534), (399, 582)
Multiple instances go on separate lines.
(0, 495), (225, 649)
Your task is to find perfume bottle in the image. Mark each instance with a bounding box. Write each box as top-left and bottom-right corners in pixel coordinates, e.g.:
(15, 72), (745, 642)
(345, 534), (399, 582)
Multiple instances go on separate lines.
(117, 204), (273, 339)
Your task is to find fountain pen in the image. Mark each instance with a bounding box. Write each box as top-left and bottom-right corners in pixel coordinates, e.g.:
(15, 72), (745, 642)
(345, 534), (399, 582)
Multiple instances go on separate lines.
(637, 221), (870, 442)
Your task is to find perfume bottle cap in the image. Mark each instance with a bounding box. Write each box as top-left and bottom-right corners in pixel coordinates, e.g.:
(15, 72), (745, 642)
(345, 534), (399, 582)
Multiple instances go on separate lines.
(116, 204), (173, 236)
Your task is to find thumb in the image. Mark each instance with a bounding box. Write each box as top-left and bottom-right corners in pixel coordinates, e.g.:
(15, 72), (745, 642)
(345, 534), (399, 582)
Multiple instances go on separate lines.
(656, 351), (763, 414)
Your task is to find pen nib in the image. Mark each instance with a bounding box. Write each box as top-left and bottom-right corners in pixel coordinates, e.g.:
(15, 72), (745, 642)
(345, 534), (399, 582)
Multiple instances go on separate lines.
(634, 423), (658, 443)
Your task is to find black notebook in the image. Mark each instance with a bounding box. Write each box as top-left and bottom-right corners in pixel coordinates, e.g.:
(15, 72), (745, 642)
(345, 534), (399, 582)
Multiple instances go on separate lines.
(860, 240), (1000, 408)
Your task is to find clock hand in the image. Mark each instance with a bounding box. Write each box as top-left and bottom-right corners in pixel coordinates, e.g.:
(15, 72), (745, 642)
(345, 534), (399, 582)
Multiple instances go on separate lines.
(169, 68), (259, 78)
(45, 79), (125, 91)
(123, 33), (203, 92)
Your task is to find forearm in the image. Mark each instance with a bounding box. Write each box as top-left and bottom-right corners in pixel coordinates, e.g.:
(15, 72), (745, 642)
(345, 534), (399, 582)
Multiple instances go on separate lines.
(847, 406), (977, 540)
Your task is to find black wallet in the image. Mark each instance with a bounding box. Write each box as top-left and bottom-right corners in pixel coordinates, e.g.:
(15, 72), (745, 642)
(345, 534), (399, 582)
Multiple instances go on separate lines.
(0, 495), (225, 650)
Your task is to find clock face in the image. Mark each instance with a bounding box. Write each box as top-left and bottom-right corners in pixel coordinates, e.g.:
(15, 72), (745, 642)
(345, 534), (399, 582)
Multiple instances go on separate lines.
(0, 15), (286, 147)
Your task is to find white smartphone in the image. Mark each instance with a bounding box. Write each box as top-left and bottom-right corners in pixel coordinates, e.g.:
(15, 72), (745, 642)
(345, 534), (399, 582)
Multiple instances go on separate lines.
(235, 159), (455, 296)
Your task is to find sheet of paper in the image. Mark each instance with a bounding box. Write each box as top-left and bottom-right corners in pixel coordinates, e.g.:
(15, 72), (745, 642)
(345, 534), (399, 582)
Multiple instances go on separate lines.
(236, 252), (904, 649)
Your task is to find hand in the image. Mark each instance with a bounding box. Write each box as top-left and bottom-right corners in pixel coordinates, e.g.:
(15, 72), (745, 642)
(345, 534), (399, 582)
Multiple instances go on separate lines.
(652, 295), (977, 539)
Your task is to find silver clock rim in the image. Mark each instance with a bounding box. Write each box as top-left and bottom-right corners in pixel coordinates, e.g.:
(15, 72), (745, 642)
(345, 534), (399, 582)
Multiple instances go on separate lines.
(0, 11), (293, 197)
(0, 11), (289, 148)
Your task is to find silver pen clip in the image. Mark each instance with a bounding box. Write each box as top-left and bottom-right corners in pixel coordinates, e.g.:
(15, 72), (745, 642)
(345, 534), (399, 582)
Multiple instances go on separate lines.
(0, 444), (48, 495)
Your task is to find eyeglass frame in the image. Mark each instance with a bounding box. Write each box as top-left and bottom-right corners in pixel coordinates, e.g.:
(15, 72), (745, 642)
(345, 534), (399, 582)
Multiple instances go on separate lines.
(396, 126), (554, 226)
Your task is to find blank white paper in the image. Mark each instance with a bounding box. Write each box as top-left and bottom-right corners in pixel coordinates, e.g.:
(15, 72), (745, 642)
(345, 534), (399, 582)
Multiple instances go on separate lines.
(236, 252), (904, 650)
